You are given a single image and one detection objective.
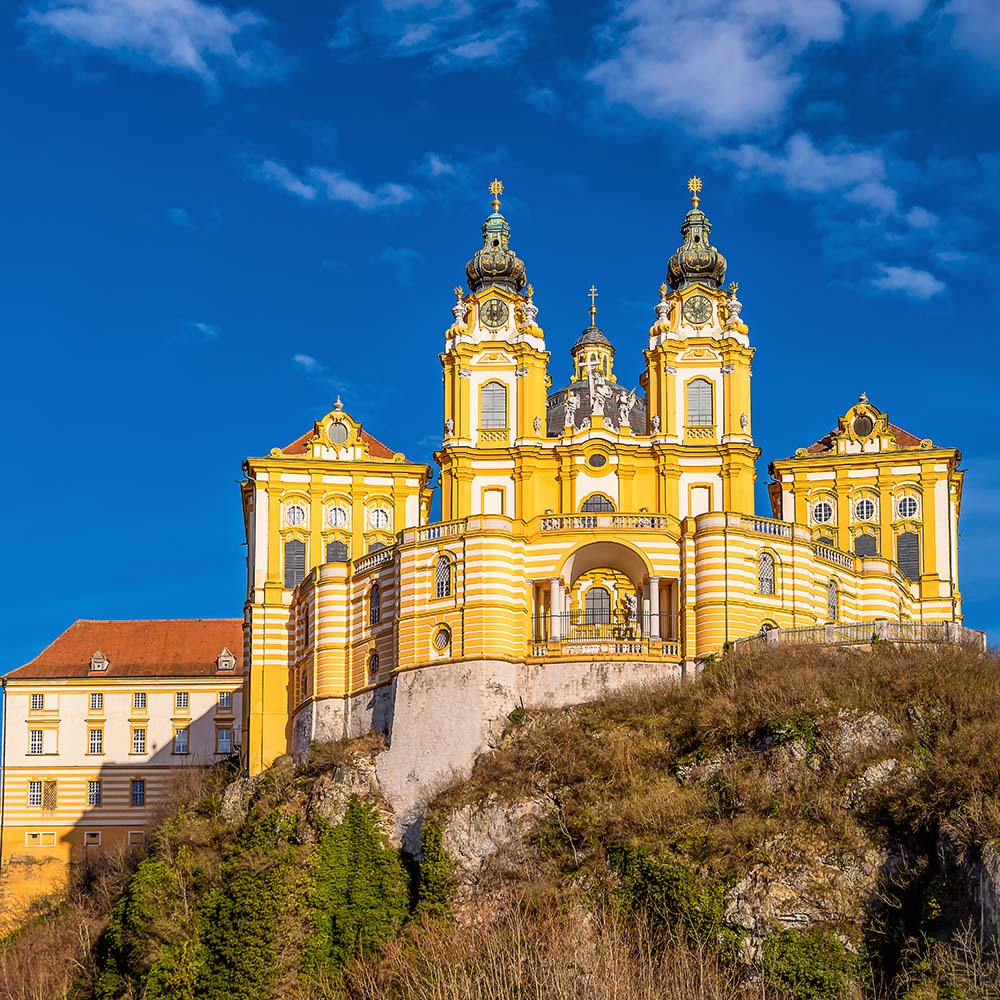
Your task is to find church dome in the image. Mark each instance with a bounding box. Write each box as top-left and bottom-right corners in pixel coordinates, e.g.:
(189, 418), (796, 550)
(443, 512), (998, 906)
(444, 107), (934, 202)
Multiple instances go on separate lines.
(572, 322), (612, 350)
(666, 178), (727, 291)
(465, 180), (528, 294)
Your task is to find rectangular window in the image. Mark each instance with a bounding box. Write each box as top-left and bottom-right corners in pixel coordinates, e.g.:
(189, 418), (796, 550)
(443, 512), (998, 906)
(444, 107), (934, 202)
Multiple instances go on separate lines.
(133, 692), (147, 710)
(24, 832), (56, 847)
(216, 729), (232, 754)
(84, 831), (101, 847)
(90, 692), (103, 712)
(174, 728), (189, 754)
(28, 730), (43, 755)
(28, 781), (42, 807)
(43, 781), (57, 810)
(218, 690), (233, 709)
(132, 728), (146, 754)
(175, 691), (189, 710)
(480, 382), (508, 429)
(130, 780), (145, 807)
(88, 729), (104, 755)
(128, 830), (145, 846)
(87, 780), (102, 807)
(30, 693), (44, 711)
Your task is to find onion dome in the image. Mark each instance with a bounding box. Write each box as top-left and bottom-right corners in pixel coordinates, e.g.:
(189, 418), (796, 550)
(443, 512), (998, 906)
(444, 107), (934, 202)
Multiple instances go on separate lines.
(666, 177), (727, 290)
(465, 179), (528, 294)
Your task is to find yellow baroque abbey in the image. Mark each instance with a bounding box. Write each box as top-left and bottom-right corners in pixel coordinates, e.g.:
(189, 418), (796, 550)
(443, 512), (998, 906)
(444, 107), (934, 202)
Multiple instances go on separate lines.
(241, 179), (976, 774)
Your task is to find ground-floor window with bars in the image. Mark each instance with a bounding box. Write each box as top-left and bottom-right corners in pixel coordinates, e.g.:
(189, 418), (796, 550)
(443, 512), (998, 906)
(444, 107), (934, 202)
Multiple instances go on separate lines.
(131, 779), (145, 807)
(87, 780), (102, 807)
(758, 552), (775, 595)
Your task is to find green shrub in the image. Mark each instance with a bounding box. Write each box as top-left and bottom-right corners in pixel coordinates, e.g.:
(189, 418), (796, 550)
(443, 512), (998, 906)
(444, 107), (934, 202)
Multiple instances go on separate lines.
(416, 816), (458, 917)
(762, 928), (858, 1000)
(304, 798), (409, 974)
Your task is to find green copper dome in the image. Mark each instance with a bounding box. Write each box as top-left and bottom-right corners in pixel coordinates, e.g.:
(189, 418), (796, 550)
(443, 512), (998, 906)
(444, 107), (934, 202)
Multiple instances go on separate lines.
(465, 180), (528, 294)
(666, 179), (727, 290)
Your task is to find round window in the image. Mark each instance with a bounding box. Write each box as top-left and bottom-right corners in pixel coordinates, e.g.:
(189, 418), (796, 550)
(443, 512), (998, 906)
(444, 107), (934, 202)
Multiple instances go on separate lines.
(897, 496), (919, 519)
(329, 422), (349, 446)
(370, 508), (390, 530)
(854, 498), (876, 521)
(588, 453), (607, 468)
(327, 506), (348, 528)
(853, 415), (874, 437)
(368, 653), (379, 675)
(812, 501), (834, 524)
(433, 627), (451, 651)
(286, 504), (306, 526)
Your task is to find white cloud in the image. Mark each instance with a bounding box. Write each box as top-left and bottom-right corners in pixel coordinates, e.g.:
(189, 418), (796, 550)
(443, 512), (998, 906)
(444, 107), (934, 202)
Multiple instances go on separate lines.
(166, 206), (194, 228)
(252, 160), (317, 201)
(23, 0), (276, 85)
(905, 206), (939, 229)
(186, 319), (219, 338)
(946, 0), (1000, 67)
(723, 133), (898, 212)
(292, 353), (319, 369)
(377, 246), (423, 284)
(587, 0), (847, 136)
(936, 249), (968, 262)
(871, 264), (946, 298)
(309, 169), (413, 209)
(422, 152), (455, 177)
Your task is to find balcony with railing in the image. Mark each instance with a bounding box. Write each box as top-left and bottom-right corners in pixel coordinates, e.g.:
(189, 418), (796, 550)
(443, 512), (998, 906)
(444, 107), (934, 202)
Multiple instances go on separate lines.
(530, 612), (680, 660)
(734, 620), (987, 652)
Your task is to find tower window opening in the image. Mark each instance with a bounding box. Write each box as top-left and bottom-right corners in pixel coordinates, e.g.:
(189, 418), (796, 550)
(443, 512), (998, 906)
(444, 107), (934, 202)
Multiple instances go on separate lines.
(687, 379), (713, 426)
(854, 533), (878, 557)
(898, 531), (920, 581)
(581, 494), (615, 513)
(827, 580), (839, 621)
(584, 587), (612, 625)
(481, 382), (508, 429)
(757, 552), (775, 595)
(435, 556), (452, 598)
(284, 539), (306, 588)
(369, 584), (381, 625)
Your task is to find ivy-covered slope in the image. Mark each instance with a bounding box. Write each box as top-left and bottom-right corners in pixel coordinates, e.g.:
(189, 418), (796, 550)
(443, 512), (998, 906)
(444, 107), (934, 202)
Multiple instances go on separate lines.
(3, 643), (1000, 1000)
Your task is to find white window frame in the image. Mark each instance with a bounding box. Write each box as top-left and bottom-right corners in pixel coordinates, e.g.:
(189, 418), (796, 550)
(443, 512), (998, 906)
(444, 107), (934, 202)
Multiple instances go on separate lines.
(216, 729), (233, 755)
(174, 728), (189, 754)
(132, 728), (147, 755)
(87, 780), (102, 807)
(175, 691), (189, 710)
(130, 780), (146, 807)
(133, 691), (147, 710)
(28, 730), (43, 755)
(30, 694), (44, 712)
(218, 690), (233, 709)
(89, 729), (104, 755)
(128, 830), (145, 846)
(84, 831), (102, 848)
(28, 780), (42, 807)
(90, 692), (103, 711)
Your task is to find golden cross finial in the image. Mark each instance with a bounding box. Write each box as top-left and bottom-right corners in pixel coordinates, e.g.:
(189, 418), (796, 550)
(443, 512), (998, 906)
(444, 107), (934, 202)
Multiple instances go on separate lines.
(526, 283), (534, 299)
(489, 178), (503, 212)
(588, 284), (599, 325)
(688, 176), (702, 208)
(454, 286), (464, 301)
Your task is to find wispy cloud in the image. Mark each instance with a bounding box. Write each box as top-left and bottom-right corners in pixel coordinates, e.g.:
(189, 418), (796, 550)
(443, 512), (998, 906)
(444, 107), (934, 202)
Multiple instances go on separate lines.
(722, 133), (899, 213)
(292, 353), (319, 370)
(166, 206), (195, 228)
(377, 246), (423, 285)
(946, 0), (1000, 68)
(22, 0), (280, 86)
(290, 352), (354, 397)
(422, 152), (455, 177)
(182, 319), (220, 339)
(249, 158), (414, 211)
(871, 264), (946, 299)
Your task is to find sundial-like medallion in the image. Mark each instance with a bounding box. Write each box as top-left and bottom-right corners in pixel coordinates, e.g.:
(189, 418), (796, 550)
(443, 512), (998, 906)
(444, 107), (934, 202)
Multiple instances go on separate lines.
(480, 298), (509, 329)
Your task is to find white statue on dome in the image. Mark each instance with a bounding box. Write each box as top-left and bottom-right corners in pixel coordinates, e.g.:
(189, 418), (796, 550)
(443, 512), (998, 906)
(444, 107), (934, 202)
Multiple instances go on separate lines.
(444, 417), (455, 436)
(522, 284), (539, 330)
(653, 283), (672, 329)
(725, 282), (743, 327)
(618, 389), (637, 429)
(590, 371), (614, 417)
(565, 391), (580, 427)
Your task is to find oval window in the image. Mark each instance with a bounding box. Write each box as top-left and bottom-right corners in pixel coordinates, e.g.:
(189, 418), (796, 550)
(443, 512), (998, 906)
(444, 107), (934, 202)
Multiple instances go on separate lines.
(854, 499), (876, 521)
(285, 504), (306, 526)
(588, 454), (607, 468)
(812, 501), (834, 524)
(853, 415), (874, 437)
(329, 423), (349, 446)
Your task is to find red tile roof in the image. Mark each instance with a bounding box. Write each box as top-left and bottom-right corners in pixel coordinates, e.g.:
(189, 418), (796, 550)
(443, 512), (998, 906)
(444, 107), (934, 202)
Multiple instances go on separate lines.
(800, 423), (924, 457)
(281, 427), (396, 460)
(7, 619), (244, 680)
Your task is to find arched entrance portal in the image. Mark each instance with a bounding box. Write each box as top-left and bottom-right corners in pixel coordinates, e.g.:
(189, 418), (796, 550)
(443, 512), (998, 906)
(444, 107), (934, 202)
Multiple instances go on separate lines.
(531, 541), (676, 649)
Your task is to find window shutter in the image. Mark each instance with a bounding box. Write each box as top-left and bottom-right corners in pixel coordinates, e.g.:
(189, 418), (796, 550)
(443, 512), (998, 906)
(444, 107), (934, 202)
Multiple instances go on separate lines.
(854, 533), (878, 557)
(687, 379), (713, 426)
(284, 539), (306, 588)
(326, 540), (349, 563)
(898, 532), (920, 580)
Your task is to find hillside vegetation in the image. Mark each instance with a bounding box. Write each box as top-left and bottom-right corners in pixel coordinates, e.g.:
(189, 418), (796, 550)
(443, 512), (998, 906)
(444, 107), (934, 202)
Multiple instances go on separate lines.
(2, 643), (1000, 1000)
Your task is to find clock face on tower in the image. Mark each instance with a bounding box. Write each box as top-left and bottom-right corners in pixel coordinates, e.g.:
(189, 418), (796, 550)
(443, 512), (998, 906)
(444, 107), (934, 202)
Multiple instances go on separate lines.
(480, 298), (509, 329)
(682, 294), (713, 325)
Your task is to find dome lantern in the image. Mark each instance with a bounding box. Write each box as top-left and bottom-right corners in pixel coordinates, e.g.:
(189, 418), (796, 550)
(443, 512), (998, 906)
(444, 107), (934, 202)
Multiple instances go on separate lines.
(465, 179), (528, 294)
(666, 177), (728, 291)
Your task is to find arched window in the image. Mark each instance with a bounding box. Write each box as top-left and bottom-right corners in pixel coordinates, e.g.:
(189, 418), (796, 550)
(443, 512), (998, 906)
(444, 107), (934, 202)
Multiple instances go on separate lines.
(816, 536), (835, 548)
(480, 382), (507, 429)
(757, 552), (775, 595)
(581, 494), (615, 513)
(326, 540), (349, 563)
(369, 583), (381, 625)
(854, 533), (878, 557)
(898, 531), (920, 581)
(368, 542), (386, 553)
(584, 586), (612, 625)
(686, 379), (713, 426)
(435, 556), (451, 598)
(284, 539), (306, 588)
(368, 652), (379, 676)
(827, 580), (839, 621)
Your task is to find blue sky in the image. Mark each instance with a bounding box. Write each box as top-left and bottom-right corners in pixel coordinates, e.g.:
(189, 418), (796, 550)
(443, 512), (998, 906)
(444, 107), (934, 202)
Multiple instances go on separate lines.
(2, 0), (999, 669)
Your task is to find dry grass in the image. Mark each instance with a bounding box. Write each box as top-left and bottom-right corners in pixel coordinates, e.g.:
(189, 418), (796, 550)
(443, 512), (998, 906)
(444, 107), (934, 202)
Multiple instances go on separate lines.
(340, 889), (781, 1000)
